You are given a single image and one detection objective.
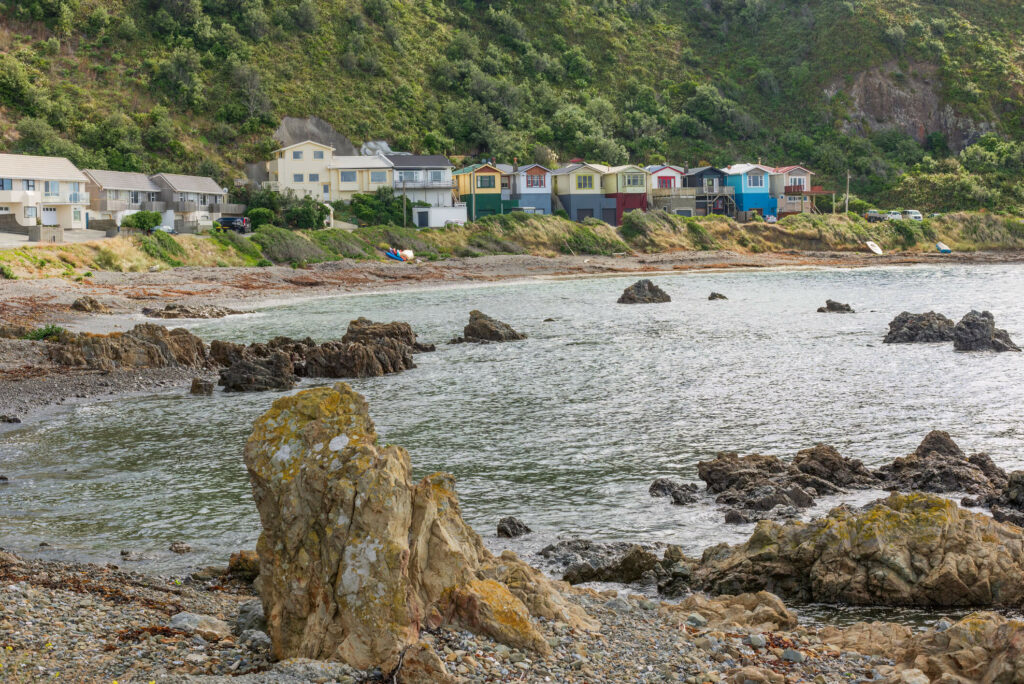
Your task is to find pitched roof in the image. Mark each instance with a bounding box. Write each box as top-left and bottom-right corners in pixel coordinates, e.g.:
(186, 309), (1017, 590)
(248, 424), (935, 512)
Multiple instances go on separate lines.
(0, 153), (87, 182)
(83, 169), (161, 192)
(453, 163), (501, 176)
(773, 165), (814, 175)
(551, 162), (606, 176)
(721, 163), (775, 176)
(646, 165), (687, 175)
(151, 173), (224, 194)
(384, 154), (453, 169)
(607, 165), (648, 174)
(683, 165), (722, 176)
(493, 163), (551, 174)
(329, 155), (393, 169)
(275, 139), (335, 153)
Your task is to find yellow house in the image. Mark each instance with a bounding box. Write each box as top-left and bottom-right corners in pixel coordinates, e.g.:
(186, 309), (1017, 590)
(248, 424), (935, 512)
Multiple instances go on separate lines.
(330, 156), (394, 202)
(453, 163), (502, 219)
(0, 153), (89, 231)
(600, 165), (649, 195)
(264, 140), (396, 203)
(550, 162), (618, 223)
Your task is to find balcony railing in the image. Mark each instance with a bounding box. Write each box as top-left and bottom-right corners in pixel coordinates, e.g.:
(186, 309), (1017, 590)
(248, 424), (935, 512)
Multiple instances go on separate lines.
(97, 199), (130, 211)
(210, 203), (246, 215)
(395, 178), (453, 189)
(141, 201), (167, 212)
(696, 185), (733, 196)
(0, 190), (90, 204)
(172, 201), (200, 212)
(262, 181), (281, 191)
(651, 187), (698, 198)
(42, 191), (89, 204)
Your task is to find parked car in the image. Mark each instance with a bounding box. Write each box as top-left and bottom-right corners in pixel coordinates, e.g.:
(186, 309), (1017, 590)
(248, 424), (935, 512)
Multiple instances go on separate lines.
(865, 210), (884, 223)
(901, 210), (923, 221)
(884, 211), (902, 221)
(764, 214), (777, 224)
(218, 216), (251, 233)
(156, 225), (177, 235)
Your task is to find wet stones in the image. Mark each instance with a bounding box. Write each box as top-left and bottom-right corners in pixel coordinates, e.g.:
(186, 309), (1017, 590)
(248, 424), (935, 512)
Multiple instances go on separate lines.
(450, 310), (526, 344)
(169, 541), (192, 554)
(648, 478), (700, 505)
(953, 310), (1021, 352)
(883, 312), (956, 343)
(497, 516), (532, 538)
(817, 299), (854, 313)
(190, 377), (214, 395)
(617, 279), (670, 304)
(792, 444), (878, 488)
(562, 545), (662, 586)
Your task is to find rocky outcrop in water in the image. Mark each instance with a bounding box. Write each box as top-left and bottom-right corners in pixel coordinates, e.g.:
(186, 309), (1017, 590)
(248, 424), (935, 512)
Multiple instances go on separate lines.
(697, 445), (877, 519)
(708, 292), (728, 301)
(450, 310), (526, 344)
(496, 516), (531, 538)
(142, 303), (246, 319)
(48, 323), (210, 371)
(883, 312), (955, 343)
(953, 310), (1021, 352)
(243, 382), (595, 674)
(648, 478), (700, 505)
(190, 377), (214, 395)
(817, 299), (854, 313)
(875, 430), (1004, 497)
(219, 352), (298, 392)
(617, 279), (670, 304)
(691, 492), (1024, 607)
(342, 316), (436, 352)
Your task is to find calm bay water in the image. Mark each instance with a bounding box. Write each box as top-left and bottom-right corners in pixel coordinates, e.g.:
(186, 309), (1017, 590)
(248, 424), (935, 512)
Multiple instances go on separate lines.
(2, 264), (1023, 577)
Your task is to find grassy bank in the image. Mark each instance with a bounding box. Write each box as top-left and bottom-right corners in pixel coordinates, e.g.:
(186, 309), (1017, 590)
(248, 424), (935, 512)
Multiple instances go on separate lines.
(1, 212), (1023, 280)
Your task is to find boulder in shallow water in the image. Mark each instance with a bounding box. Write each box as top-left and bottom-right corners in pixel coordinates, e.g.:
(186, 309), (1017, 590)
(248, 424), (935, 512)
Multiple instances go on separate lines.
(817, 299), (854, 313)
(451, 310), (527, 343)
(694, 492), (1024, 607)
(142, 303), (246, 319)
(649, 478), (700, 504)
(227, 550), (259, 582)
(953, 310), (1021, 352)
(244, 383), (594, 672)
(190, 377), (214, 396)
(874, 430), (1003, 496)
(496, 516), (531, 538)
(342, 317), (435, 353)
(219, 352), (298, 392)
(708, 292), (728, 301)
(883, 311), (955, 344)
(618, 279), (670, 304)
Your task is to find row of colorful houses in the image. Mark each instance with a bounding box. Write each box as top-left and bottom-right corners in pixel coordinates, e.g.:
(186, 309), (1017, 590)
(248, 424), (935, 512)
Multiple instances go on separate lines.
(0, 152), (242, 239)
(260, 141), (831, 228)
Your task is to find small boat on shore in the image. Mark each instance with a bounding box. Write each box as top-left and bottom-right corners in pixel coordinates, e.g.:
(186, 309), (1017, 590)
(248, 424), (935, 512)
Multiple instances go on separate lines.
(385, 248), (405, 261)
(936, 242), (952, 253)
(866, 241), (883, 255)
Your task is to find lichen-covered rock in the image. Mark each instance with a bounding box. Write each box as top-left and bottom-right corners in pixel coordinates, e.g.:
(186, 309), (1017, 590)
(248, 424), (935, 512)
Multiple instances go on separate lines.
(875, 431), (1003, 496)
(48, 323), (210, 371)
(450, 310), (526, 343)
(219, 352), (298, 392)
(817, 621), (914, 658)
(244, 383), (593, 672)
(618, 279), (670, 304)
(817, 299), (854, 313)
(695, 492), (1024, 607)
(883, 311), (955, 344)
(953, 310), (1021, 352)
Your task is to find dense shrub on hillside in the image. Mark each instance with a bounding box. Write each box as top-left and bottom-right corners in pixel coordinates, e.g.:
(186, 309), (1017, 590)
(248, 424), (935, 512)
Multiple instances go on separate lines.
(284, 196), (331, 230)
(311, 229), (376, 259)
(560, 224), (630, 255)
(246, 207), (275, 228)
(121, 211), (163, 233)
(210, 228), (264, 263)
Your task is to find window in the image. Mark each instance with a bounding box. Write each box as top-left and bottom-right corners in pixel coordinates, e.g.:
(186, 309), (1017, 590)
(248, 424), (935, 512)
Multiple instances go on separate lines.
(293, 174), (304, 183)
(0, 207), (8, 212)
(149, 192), (159, 202)
(429, 170), (445, 183)
(526, 174), (545, 189)
(0, 179), (11, 191)
(477, 175), (495, 189)
(309, 173), (320, 182)
(24, 206), (36, 218)
(370, 171), (387, 184)
(130, 191), (141, 204)
(313, 150), (324, 160)
(576, 174), (594, 190)
(748, 174), (765, 189)
(73, 208), (81, 221)
(23, 180), (35, 191)
(44, 181), (60, 196)
(703, 178), (718, 193)
(398, 170), (419, 183)
(292, 151), (303, 160)
(339, 171), (356, 183)
(657, 176), (674, 189)
(789, 176), (806, 189)
(625, 174), (645, 188)
(500, 176), (510, 189)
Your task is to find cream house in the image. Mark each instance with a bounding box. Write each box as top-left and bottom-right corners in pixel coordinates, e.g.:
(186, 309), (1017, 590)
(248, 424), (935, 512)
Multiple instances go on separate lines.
(263, 140), (395, 202)
(0, 153), (89, 231)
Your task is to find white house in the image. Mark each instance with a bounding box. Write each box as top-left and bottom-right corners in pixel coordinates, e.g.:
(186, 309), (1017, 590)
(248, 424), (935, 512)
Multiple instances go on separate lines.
(0, 153), (89, 232)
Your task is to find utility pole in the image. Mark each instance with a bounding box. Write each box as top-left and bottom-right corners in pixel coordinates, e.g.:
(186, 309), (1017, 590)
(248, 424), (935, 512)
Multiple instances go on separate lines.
(403, 178), (407, 228)
(471, 168), (476, 221)
(844, 172), (851, 215)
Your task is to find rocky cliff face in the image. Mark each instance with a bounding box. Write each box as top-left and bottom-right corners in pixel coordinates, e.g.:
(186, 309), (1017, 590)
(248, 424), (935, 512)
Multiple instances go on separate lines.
(829, 62), (993, 150)
(243, 382), (595, 676)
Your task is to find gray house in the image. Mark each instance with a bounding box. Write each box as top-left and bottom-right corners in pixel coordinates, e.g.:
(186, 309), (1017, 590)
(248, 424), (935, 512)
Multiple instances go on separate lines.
(150, 173), (245, 231)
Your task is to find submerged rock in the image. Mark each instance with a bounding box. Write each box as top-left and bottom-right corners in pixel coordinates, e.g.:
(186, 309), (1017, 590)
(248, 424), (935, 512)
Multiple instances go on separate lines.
(695, 492), (1024, 607)
(617, 279), (670, 304)
(953, 310), (1021, 352)
(450, 310), (527, 343)
(496, 516), (532, 538)
(708, 292), (728, 301)
(817, 299), (854, 313)
(875, 430), (1003, 496)
(244, 382), (595, 672)
(883, 311), (955, 344)
(219, 352), (298, 392)
(649, 478), (700, 505)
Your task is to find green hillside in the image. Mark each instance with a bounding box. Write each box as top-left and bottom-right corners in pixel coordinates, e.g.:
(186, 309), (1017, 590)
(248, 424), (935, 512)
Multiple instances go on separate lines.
(3, 0), (1024, 210)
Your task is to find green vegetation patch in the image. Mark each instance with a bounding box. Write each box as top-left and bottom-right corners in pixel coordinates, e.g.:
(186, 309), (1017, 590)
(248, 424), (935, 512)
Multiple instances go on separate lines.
(23, 324), (66, 341)
(250, 226), (329, 264)
(560, 224), (630, 255)
(137, 231), (185, 266)
(210, 228), (264, 264)
(310, 229), (377, 260)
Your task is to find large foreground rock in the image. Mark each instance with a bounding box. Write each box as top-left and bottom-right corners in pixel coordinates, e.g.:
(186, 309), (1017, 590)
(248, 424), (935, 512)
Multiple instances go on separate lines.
(244, 383), (594, 673)
(953, 310), (1021, 352)
(883, 312), (955, 344)
(451, 310), (526, 343)
(693, 492), (1024, 607)
(618, 279), (670, 304)
(48, 323), (210, 371)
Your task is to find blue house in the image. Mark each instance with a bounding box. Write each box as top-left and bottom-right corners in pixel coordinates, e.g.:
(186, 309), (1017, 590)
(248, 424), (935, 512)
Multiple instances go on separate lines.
(721, 163), (777, 219)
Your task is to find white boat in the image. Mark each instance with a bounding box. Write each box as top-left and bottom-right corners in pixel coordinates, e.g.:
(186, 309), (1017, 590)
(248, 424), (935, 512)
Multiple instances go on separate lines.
(866, 241), (883, 255)
(399, 249), (415, 261)
(936, 242), (952, 253)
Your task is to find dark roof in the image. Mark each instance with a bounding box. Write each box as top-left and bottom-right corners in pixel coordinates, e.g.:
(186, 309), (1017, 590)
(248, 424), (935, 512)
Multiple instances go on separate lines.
(683, 166), (723, 176)
(384, 154), (452, 169)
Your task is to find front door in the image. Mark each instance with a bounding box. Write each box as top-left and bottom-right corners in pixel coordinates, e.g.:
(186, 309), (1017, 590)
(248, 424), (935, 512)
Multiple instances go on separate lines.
(602, 207), (617, 225)
(417, 210), (429, 228)
(42, 207), (58, 226)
